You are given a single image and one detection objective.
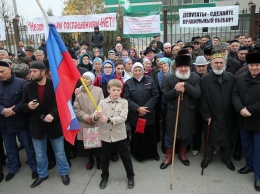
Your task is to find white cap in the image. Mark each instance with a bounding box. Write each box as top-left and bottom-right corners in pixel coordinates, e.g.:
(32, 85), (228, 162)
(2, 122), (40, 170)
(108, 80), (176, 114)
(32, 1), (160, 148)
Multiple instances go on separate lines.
(193, 56), (209, 66)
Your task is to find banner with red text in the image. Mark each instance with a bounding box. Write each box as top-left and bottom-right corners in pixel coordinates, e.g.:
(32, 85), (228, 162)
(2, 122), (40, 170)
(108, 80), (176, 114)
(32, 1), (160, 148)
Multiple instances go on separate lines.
(0, 21), (6, 41)
(27, 13), (117, 34)
(179, 6), (239, 27)
(123, 12), (160, 38)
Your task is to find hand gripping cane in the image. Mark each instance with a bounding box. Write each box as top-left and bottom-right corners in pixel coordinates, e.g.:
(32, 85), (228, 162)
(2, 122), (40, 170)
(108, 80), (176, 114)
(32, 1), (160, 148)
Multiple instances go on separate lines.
(201, 124), (211, 175)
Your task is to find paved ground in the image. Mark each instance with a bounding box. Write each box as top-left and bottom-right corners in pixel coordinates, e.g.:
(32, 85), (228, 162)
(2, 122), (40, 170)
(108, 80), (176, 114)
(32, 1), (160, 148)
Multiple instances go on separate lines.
(0, 144), (258, 194)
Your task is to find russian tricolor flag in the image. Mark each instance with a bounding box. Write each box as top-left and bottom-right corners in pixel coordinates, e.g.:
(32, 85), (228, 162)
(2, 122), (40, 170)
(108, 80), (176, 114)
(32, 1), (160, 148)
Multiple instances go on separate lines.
(44, 23), (81, 145)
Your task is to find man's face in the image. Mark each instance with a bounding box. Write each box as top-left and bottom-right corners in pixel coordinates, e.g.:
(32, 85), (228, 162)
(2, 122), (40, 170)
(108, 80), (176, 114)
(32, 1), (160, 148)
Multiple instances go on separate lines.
(81, 44), (88, 49)
(0, 66), (11, 81)
(19, 42), (24, 47)
(177, 65), (190, 75)
(151, 42), (157, 49)
(172, 46), (180, 57)
(239, 36), (245, 45)
(193, 43), (200, 50)
(40, 40), (46, 45)
(0, 52), (8, 60)
(186, 47), (193, 54)
(164, 46), (171, 54)
(93, 49), (100, 57)
(116, 36), (121, 42)
(204, 54), (211, 61)
(36, 53), (44, 61)
(230, 42), (240, 53)
(30, 69), (45, 82)
(195, 65), (207, 75)
(211, 58), (226, 74)
(116, 44), (122, 52)
(237, 50), (248, 62)
(73, 59), (78, 66)
(245, 38), (253, 47)
(248, 63), (260, 78)
(146, 51), (155, 60)
(25, 51), (33, 57)
(109, 53), (115, 60)
(74, 42), (79, 48)
(213, 38), (220, 45)
(177, 42), (184, 48)
(115, 64), (124, 77)
(201, 38), (207, 45)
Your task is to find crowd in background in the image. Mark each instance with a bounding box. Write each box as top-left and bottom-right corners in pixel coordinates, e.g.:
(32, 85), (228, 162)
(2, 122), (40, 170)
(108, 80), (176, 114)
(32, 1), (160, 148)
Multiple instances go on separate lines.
(0, 25), (260, 191)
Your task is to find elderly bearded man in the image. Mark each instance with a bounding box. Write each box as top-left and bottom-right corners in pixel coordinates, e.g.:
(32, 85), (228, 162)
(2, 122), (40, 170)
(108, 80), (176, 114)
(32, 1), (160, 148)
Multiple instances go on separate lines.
(160, 49), (201, 169)
(232, 48), (260, 191)
(200, 53), (237, 171)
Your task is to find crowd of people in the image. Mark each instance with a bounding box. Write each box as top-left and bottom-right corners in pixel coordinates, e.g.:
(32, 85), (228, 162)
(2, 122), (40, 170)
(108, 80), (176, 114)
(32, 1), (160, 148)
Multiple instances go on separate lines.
(0, 30), (260, 191)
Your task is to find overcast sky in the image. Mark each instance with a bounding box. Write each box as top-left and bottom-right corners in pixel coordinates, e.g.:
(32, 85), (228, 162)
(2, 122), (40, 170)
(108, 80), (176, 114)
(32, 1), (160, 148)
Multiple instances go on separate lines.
(16, 0), (64, 18)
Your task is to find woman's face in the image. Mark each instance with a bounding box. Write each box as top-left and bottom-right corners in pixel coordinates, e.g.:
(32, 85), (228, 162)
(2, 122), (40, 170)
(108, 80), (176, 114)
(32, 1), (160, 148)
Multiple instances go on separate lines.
(133, 67), (143, 79)
(82, 76), (92, 86)
(82, 56), (89, 65)
(115, 64), (124, 77)
(103, 63), (113, 75)
(124, 60), (132, 72)
(129, 50), (135, 58)
(94, 62), (102, 71)
(80, 50), (87, 56)
(143, 61), (152, 71)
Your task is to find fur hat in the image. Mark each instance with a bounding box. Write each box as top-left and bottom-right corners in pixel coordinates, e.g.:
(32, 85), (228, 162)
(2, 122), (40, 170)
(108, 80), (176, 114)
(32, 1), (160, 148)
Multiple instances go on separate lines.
(13, 64), (30, 79)
(175, 55), (191, 67)
(213, 42), (228, 53)
(246, 52), (260, 64)
(30, 61), (46, 70)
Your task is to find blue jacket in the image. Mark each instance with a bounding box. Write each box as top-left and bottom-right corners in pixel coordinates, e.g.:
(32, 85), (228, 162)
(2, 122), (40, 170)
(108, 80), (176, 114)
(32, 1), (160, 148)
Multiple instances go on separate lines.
(0, 75), (29, 134)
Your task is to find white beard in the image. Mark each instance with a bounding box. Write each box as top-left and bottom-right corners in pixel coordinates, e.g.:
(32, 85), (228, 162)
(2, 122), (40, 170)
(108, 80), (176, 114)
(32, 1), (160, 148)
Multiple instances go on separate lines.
(212, 69), (224, 75)
(175, 69), (191, 80)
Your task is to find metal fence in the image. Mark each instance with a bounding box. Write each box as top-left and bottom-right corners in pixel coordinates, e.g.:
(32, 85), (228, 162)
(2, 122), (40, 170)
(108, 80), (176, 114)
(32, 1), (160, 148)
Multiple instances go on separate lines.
(1, 6), (259, 56)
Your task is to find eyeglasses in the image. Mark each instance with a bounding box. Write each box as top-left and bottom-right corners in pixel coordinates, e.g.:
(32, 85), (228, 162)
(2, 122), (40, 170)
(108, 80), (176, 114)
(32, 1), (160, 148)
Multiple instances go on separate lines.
(94, 50), (99, 52)
(104, 66), (112, 69)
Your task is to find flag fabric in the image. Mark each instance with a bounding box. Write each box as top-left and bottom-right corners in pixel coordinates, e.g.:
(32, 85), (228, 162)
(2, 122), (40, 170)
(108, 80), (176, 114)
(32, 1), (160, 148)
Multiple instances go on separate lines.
(45, 23), (81, 145)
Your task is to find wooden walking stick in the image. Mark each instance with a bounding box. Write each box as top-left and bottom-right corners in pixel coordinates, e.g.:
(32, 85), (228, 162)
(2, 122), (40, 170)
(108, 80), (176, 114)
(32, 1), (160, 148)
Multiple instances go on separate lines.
(170, 92), (183, 190)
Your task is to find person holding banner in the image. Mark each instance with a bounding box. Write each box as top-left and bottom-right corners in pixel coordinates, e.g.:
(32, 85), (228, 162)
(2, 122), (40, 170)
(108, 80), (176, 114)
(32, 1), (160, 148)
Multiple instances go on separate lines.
(73, 72), (104, 170)
(124, 62), (159, 162)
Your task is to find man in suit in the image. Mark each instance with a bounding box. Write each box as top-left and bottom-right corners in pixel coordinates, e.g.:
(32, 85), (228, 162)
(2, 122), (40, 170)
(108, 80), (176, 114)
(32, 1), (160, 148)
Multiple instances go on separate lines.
(17, 41), (26, 59)
(21, 61), (70, 188)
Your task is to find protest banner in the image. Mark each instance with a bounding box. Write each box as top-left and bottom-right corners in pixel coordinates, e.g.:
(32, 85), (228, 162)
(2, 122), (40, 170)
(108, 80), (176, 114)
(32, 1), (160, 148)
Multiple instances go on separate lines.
(27, 13), (117, 34)
(0, 21), (6, 41)
(123, 11), (160, 38)
(179, 6), (239, 27)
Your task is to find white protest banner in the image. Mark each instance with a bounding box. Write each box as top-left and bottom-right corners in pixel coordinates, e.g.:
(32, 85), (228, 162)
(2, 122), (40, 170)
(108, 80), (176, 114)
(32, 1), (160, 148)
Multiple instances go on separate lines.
(179, 6), (239, 27)
(27, 13), (117, 34)
(0, 21), (6, 41)
(123, 12), (160, 38)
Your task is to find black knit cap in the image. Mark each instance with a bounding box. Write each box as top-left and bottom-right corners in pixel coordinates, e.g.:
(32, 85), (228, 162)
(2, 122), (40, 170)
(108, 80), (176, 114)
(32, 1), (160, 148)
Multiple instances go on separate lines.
(30, 61), (46, 70)
(0, 61), (10, 68)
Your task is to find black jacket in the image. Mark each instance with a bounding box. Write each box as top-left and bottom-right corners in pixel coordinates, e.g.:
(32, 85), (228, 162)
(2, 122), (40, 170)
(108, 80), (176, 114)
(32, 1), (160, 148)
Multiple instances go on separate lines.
(91, 31), (105, 49)
(232, 72), (260, 131)
(0, 75), (29, 134)
(124, 76), (159, 126)
(21, 78), (63, 139)
(226, 57), (242, 75)
(200, 71), (237, 146)
(162, 72), (201, 139)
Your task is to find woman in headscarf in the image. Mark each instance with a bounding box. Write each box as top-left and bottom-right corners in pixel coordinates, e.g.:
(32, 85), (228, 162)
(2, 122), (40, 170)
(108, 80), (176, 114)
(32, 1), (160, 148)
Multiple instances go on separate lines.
(128, 48), (141, 64)
(123, 57), (133, 78)
(124, 62), (159, 162)
(79, 54), (92, 71)
(91, 57), (103, 78)
(93, 60), (124, 162)
(73, 72), (104, 170)
(143, 57), (159, 82)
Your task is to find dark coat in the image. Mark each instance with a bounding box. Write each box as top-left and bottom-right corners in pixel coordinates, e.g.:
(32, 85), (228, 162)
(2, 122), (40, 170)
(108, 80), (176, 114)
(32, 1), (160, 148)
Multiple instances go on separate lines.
(17, 47), (26, 58)
(91, 31), (105, 49)
(226, 57), (242, 75)
(38, 44), (47, 58)
(124, 76), (159, 126)
(232, 72), (260, 132)
(21, 78), (63, 139)
(200, 71), (237, 146)
(0, 76), (29, 133)
(162, 72), (201, 139)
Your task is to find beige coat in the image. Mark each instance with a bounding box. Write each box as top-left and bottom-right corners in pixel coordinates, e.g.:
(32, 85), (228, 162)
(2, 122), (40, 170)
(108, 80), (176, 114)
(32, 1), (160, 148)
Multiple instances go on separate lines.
(93, 96), (128, 143)
(73, 85), (104, 140)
